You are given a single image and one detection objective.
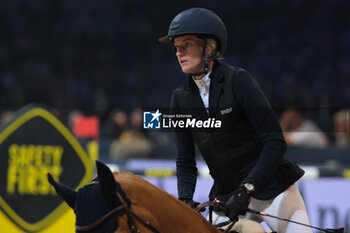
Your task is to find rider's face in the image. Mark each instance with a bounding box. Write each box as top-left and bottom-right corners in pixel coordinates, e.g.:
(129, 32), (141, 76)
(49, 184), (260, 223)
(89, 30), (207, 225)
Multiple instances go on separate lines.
(174, 35), (204, 74)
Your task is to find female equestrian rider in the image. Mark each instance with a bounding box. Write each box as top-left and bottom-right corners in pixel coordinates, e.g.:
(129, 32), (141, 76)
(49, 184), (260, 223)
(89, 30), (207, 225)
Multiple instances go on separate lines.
(159, 8), (313, 233)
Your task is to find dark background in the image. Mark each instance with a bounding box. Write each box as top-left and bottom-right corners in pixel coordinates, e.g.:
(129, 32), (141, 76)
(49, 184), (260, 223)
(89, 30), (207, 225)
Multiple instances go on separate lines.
(0, 0), (349, 158)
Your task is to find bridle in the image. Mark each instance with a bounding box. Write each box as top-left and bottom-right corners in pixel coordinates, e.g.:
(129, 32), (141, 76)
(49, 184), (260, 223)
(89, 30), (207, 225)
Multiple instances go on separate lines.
(73, 182), (234, 233)
(77, 187), (343, 233)
(75, 181), (162, 233)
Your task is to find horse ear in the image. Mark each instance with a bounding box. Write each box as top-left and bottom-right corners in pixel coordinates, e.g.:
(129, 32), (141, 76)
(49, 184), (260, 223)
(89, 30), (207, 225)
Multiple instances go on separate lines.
(96, 161), (118, 205)
(47, 173), (77, 209)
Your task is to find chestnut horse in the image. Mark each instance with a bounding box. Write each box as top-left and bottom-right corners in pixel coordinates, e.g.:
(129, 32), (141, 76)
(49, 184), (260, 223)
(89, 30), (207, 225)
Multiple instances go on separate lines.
(48, 161), (266, 233)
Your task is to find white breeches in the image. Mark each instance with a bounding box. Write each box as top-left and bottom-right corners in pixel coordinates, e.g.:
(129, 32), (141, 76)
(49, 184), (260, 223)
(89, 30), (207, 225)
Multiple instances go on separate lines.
(210, 184), (313, 233)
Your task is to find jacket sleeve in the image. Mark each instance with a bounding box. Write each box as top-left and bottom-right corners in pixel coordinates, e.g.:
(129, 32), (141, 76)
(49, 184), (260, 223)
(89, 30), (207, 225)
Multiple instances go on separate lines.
(170, 89), (198, 199)
(232, 69), (287, 192)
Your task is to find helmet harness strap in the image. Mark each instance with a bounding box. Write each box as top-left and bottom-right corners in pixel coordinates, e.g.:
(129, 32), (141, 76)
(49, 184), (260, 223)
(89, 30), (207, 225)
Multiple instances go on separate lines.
(190, 38), (218, 77)
(191, 39), (209, 77)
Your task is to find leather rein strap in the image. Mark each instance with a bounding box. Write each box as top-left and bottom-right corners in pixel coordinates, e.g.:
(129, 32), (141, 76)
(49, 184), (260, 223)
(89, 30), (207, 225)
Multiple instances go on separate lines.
(116, 192), (162, 233)
(75, 185), (162, 233)
(195, 199), (236, 233)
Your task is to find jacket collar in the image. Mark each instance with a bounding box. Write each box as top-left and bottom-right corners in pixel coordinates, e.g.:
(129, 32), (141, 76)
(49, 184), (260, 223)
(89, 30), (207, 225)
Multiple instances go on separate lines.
(183, 61), (225, 117)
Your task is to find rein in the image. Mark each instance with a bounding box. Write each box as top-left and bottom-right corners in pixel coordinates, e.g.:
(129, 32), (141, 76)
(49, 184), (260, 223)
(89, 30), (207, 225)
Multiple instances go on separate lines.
(195, 199), (236, 233)
(75, 182), (162, 233)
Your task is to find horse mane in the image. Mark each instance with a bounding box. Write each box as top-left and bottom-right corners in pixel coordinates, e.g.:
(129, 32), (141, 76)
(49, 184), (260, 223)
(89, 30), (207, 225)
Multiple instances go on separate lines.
(112, 172), (220, 233)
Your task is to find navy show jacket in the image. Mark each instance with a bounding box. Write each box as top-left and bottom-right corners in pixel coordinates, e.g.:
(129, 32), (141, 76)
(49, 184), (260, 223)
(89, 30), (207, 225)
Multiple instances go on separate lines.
(170, 61), (304, 202)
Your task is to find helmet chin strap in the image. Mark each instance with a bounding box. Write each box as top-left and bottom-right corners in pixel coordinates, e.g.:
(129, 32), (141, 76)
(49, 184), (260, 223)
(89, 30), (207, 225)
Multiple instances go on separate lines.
(190, 63), (208, 77)
(190, 39), (217, 77)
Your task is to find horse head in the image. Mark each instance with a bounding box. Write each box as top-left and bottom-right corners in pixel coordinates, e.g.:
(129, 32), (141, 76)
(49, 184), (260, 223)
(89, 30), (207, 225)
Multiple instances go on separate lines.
(48, 161), (223, 233)
(47, 161), (131, 233)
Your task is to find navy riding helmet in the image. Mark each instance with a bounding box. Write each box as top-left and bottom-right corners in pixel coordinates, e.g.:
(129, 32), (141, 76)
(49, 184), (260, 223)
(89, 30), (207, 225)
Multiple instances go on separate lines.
(159, 8), (227, 55)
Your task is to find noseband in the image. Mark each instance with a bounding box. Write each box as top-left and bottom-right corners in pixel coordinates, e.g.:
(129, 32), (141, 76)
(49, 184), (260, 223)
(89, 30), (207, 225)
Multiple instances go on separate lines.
(75, 181), (162, 233)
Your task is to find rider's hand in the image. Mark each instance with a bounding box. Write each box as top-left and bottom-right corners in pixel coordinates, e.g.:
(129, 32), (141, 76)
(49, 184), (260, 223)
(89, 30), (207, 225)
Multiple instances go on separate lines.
(179, 197), (205, 212)
(224, 186), (251, 221)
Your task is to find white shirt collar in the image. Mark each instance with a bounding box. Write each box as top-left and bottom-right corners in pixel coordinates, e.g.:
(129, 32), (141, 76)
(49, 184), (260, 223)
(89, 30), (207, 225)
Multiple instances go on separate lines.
(192, 72), (211, 95)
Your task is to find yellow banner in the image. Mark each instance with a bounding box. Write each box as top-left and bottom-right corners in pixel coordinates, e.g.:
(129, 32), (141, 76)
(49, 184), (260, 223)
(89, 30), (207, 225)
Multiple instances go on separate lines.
(0, 209), (75, 233)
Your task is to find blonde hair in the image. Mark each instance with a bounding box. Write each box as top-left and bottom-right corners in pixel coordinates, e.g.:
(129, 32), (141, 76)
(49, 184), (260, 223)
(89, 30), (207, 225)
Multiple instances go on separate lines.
(206, 38), (223, 59)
